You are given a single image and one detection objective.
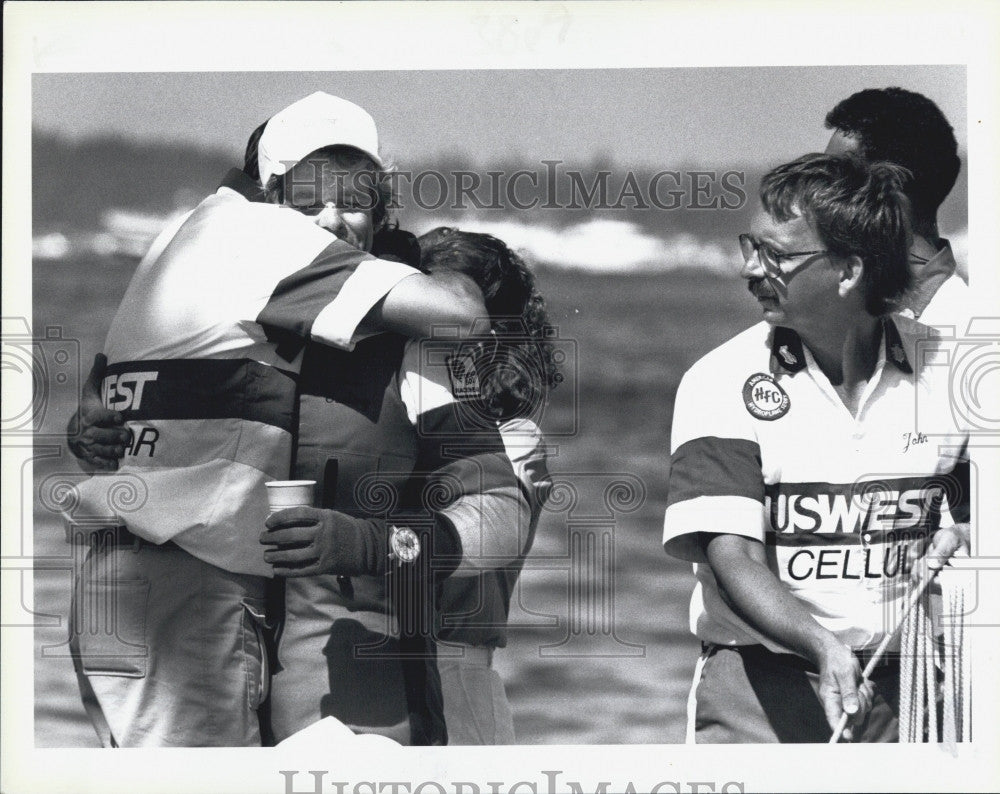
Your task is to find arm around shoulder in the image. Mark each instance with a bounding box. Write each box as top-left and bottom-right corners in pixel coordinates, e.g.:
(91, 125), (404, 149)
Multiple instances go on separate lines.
(367, 269), (486, 339)
(67, 354), (131, 473)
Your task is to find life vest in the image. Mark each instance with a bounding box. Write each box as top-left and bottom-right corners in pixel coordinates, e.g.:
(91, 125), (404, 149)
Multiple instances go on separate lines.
(290, 333), (417, 620)
(69, 185), (405, 577)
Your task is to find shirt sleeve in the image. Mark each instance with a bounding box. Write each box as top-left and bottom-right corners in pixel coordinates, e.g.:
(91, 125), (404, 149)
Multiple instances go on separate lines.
(398, 341), (531, 576)
(499, 417), (552, 547)
(663, 363), (767, 563)
(255, 236), (419, 353)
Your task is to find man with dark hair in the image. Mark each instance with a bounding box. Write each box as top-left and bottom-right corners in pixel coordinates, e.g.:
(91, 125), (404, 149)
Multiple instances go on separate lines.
(663, 153), (970, 743)
(825, 87), (968, 326)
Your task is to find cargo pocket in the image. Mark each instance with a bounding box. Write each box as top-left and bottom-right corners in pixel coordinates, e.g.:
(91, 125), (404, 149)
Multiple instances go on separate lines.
(76, 578), (150, 678)
(241, 600), (270, 710)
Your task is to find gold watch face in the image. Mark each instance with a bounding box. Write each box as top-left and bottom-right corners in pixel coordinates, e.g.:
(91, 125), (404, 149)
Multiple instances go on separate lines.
(389, 526), (420, 563)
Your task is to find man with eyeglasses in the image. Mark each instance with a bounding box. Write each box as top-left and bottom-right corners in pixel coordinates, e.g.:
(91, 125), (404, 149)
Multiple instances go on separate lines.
(663, 153), (970, 743)
(825, 87), (968, 327)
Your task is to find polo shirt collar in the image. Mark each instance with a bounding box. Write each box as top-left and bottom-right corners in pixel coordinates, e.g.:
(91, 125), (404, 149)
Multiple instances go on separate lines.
(882, 315), (913, 374)
(769, 326), (807, 375)
(900, 239), (956, 320)
(768, 317), (912, 376)
(218, 168), (266, 202)
(916, 238), (957, 280)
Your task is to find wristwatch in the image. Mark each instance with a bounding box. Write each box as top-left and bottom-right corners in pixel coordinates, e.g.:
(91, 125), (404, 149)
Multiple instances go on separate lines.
(388, 525), (421, 565)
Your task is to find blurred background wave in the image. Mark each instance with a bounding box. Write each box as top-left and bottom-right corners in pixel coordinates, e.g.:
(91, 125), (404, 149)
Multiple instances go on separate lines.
(31, 131), (969, 275)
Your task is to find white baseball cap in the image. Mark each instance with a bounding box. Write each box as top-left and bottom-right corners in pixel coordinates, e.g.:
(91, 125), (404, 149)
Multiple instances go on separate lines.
(257, 92), (382, 187)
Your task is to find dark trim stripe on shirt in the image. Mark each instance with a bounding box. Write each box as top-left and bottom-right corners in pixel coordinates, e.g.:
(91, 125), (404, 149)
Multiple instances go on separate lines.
(764, 474), (964, 538)
(666, 436), (765, 507)
(255, 237), (372, 359)
(104, 358), (297, 432)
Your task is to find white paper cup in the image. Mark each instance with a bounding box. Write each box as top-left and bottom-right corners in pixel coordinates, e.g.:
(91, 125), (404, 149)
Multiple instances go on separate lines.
(265, 480), (316, 514)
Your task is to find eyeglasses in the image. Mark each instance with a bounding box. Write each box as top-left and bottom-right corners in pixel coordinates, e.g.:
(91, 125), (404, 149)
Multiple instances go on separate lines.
(738, 233), (830, 281)
(288, 199), (375, 218)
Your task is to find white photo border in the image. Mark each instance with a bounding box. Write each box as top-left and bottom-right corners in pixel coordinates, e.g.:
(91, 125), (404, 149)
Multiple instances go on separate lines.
(3, 2), (1000, 793)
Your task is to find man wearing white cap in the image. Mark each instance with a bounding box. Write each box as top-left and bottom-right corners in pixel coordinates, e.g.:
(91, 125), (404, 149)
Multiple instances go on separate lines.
(65, 92), (502, 747)
(256, 92), (388, 252)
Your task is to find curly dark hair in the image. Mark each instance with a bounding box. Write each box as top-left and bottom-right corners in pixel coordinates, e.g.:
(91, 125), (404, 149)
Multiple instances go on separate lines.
(760, 153), (912, 316)
(825, 87), (960, 226)
(417, 227), (561, 423)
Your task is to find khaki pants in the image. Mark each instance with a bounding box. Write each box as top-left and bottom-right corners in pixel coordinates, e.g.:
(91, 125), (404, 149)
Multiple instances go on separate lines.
(437, 644), (515, 745)
(268, 575), (411, 744)
(69, 539), (269, 747)
(688, 643), (900, 744)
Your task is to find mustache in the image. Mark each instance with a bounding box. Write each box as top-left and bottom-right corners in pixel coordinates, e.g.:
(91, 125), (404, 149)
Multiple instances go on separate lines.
(747, 277), (777, 300)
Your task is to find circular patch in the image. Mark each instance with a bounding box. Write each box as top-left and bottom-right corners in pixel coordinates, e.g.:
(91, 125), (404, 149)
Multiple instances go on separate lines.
(388, 525), (421, 564)
(742, 372), (790, 420)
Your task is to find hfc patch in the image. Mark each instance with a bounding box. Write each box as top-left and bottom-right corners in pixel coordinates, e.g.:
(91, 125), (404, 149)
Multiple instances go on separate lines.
(446, 351), (482, 401)
(743, 372), (790, 420)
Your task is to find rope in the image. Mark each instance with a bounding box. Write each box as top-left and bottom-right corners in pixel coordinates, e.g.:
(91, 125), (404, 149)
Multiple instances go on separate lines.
(940, 573), (971, 744)
(899, 584), (917, 741)
(942, 583), (958, 746)
(898, 571), (971, 744)
(900, 579), (932, 742)
(914, 589), (928, 741)
(959, 580), (969, 740)
(831, 565), (971, 744)
(899, 578), (930, 742)
(832, 573), (934, 743)
(923, 590), (937, 743)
